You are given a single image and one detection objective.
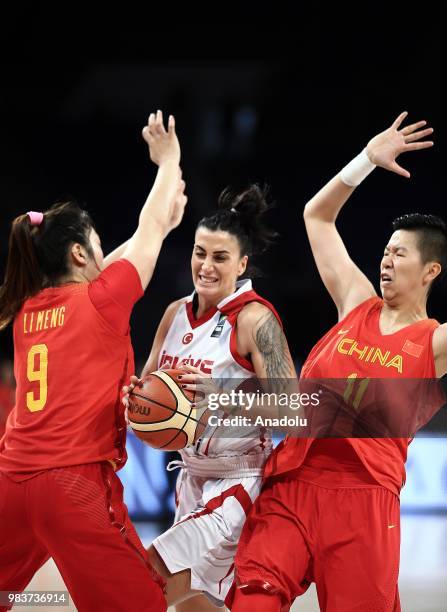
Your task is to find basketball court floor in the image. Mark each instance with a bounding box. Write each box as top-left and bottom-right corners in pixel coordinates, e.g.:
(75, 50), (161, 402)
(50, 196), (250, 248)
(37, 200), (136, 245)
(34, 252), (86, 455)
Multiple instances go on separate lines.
(20, 514), (447, 611)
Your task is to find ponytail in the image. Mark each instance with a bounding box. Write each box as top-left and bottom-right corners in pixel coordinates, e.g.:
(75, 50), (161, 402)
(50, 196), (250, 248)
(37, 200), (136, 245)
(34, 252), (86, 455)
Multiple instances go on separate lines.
(0, 201), (94, 330)
(197, 184), (277, 261)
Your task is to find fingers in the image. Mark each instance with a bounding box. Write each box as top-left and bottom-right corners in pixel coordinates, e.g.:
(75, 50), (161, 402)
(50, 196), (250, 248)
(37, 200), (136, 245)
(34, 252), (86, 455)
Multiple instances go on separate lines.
(392, 111), (408, 129)
(122, 376), (142, 397)
(154, 109), (165, 135)
(142, 111), (176, 149)
(143, 111), (165, 140)
(390, 161), (411, 179)
(180, 383), (198, 392)
(401, 120), (427, 136)
(168, 114), (176, 134)
(404, 140), (434, 152)
(179, 364), (203, 374)
(148, 112), (156, 130)
(404, 127), (433, 143)
(177, 374), (196, 383)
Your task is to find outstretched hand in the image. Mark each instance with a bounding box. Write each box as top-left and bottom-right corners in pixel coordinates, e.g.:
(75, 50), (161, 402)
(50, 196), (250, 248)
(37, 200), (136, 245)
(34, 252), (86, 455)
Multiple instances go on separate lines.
(142, 110), (180, 167)
(366, 111), (434, 178)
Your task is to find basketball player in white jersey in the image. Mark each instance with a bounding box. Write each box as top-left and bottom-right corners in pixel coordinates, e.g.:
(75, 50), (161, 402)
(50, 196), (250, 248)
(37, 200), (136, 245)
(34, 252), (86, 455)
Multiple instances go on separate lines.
(139, 186), (296, 610)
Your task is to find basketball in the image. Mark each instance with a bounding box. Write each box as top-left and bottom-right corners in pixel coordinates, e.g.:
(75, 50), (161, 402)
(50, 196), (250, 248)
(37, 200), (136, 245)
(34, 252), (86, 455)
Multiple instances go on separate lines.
(127, 368), (208, 451)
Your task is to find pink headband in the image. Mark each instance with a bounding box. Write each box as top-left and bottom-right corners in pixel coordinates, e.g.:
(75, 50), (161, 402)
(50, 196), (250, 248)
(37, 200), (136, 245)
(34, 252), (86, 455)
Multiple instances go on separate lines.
(27, 211), (44, 226)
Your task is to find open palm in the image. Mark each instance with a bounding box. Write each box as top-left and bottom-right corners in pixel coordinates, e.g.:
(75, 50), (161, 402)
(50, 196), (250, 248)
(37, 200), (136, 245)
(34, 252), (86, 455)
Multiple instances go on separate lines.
(366, 111), (434, 178)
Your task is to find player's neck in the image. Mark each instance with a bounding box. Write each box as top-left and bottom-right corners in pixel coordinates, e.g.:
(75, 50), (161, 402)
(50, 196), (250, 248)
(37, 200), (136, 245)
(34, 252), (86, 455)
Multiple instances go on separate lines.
(380, 298), (428, 333)
(195, 286), (237, 318)
(196, 297), (218, 318)
(51, 273), (86, 286)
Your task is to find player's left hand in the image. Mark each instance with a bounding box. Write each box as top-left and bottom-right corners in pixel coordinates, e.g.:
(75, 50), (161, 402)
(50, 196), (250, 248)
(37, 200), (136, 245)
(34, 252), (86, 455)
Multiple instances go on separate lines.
(178, 363), (220, 407)
(177, 363), (211, 391)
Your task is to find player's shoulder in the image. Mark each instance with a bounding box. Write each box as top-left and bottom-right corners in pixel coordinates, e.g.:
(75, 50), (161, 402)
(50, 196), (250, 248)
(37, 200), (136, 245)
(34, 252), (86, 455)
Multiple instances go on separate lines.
(433, 323), (447, 376)
(237, 301), (276, 329)
(433, 322), (447, 349)
(166, 296), (188, 312)
(161, 297), (189, 326)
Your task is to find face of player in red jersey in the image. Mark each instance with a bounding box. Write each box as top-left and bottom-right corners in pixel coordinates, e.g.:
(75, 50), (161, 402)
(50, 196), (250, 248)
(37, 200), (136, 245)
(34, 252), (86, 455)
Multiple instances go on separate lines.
(380, 229), (438, 303)
(191, 228), (248, 305)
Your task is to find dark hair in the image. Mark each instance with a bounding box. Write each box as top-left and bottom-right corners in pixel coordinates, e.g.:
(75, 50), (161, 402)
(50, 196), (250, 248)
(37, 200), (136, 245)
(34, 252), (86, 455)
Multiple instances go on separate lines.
(0, 201), (95, 330)
(197, 184), (277, 265)
(392, 213), (447, 284)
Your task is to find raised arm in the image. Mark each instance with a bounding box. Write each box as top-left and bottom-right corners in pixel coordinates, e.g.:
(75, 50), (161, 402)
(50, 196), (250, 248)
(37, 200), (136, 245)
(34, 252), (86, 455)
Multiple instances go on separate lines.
(120, 110), (187, 289)
(303, 111), (434, 320)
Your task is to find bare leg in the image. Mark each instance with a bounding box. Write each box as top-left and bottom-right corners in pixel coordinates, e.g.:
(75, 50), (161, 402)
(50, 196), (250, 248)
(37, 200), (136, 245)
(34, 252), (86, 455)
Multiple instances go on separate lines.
(176, 594), (223, 612)
(148, 545), (207, 606)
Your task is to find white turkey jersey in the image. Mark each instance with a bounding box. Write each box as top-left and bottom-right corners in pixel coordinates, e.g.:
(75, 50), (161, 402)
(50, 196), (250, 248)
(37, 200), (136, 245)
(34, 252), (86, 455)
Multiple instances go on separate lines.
(158, 280), (280, 465)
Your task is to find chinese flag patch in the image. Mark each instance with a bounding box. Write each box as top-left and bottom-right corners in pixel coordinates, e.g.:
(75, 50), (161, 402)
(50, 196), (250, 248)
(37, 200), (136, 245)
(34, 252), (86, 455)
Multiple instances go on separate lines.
(402, 339), (423, 358)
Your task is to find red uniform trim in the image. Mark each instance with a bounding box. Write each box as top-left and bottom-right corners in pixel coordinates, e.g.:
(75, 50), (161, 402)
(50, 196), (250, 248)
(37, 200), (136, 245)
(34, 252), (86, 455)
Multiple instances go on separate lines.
(185, 301), (218, 329)
(220, 291), (283, 372)
(174, 483), (253, 527)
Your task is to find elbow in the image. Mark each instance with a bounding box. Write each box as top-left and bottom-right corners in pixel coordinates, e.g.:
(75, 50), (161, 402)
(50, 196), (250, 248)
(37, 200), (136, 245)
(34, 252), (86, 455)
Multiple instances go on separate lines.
(303, 201), (314, 221)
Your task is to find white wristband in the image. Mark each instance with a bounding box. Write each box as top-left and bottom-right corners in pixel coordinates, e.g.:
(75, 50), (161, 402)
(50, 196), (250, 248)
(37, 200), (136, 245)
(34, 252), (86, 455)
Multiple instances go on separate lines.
(339, 149), (376, 187)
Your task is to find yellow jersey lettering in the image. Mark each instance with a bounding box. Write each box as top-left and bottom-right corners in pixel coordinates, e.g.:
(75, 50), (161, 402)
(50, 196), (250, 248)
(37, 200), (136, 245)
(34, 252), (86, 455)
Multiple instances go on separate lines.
(386, 354), (403, 374)
(36, 311), (45, 331)
(337, 338), (352, 354)
(337, 337), (403, 373)
(43, 309), (51, 330)
(50, 308), (59, 328)
(23, 306), (66, 334)
(370, 348), (390, 367)
(58, 306), (65, 326)
(348, 341), (369, 360)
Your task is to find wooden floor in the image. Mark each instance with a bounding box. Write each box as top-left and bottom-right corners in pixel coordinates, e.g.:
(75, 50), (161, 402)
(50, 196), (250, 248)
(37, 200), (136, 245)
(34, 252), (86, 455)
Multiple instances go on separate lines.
(19, 515), (447, 611)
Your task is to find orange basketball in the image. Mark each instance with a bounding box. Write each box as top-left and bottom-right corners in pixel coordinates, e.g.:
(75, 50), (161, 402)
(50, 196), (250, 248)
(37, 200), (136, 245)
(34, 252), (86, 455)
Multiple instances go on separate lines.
(127, 369), (208, 451)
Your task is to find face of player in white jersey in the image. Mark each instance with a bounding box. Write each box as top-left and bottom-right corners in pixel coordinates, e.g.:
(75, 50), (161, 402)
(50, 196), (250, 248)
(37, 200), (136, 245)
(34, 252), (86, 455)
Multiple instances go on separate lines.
(380, 229), (440, 303)
(191, 227), (248, 305)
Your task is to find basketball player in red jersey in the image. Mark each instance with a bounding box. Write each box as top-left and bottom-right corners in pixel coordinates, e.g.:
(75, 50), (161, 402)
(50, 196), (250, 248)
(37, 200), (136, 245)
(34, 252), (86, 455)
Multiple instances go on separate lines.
(127, 186), (296, 611)
(228, 113), (446, 612)
(0, 111), (186, 612)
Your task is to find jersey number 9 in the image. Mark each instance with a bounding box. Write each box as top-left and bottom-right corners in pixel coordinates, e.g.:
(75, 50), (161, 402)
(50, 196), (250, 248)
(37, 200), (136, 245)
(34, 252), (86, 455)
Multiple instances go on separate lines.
(26, 344), (48, 412)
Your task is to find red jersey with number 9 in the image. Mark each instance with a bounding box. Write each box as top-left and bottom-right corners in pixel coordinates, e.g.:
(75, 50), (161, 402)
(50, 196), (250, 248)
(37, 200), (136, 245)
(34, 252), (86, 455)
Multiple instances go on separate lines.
(264, 297), (439, 494)
(0, 281), (135, 480)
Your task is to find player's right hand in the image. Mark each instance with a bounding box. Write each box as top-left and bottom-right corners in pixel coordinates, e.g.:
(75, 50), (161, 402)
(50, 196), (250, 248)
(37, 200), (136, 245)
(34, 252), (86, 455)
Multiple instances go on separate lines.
(142, 110), (180, 167)
(366, 111), (434, 178)
(122, 375), (143, 409)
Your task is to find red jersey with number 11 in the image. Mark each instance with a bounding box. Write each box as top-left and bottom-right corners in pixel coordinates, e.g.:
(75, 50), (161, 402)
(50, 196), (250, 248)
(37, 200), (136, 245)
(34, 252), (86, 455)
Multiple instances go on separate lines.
(264, 297), (439, 495)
